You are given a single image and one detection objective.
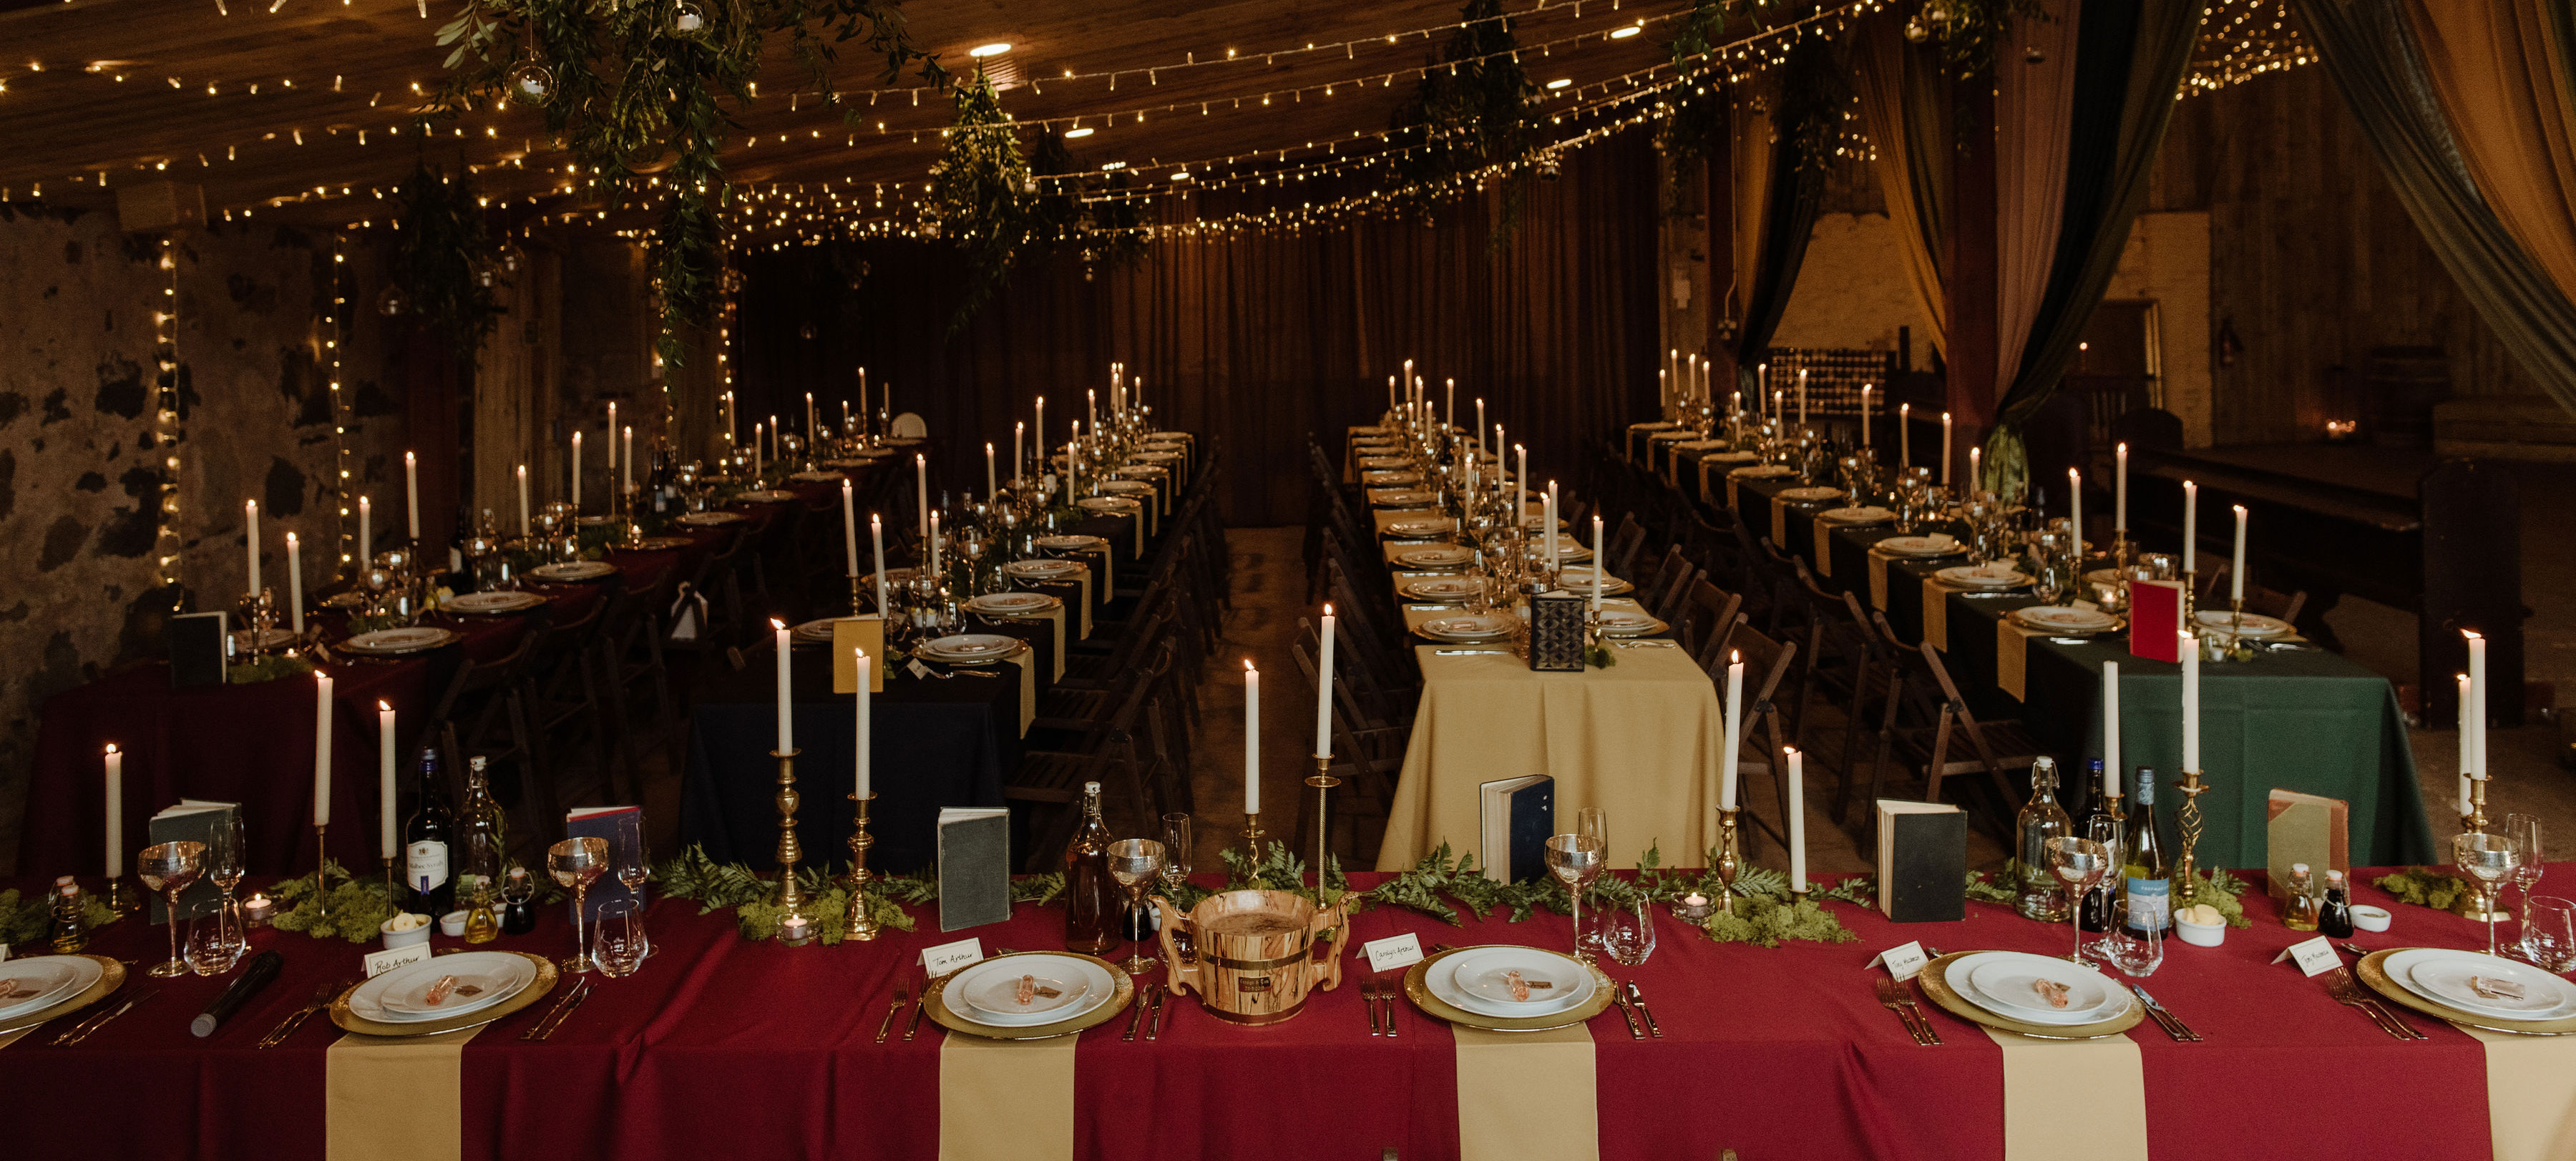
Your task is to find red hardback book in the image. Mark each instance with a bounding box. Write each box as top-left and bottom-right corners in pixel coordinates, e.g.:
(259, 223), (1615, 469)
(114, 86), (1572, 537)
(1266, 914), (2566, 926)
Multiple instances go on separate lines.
(2129, 581), (2184, 662)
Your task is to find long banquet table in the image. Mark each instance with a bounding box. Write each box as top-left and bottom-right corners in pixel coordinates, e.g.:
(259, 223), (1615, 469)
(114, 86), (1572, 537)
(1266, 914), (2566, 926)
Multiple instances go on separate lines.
(5, 864), (2567, 1161)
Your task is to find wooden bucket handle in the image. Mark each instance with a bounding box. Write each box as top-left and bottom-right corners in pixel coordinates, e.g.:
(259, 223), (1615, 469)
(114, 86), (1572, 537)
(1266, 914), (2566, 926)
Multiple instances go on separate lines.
(1309, 901), (1349, 991)
(1153, 896), (1201, 996)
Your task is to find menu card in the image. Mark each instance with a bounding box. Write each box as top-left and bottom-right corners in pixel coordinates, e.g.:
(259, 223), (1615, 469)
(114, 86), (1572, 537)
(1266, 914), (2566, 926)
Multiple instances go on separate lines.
(1875, 800), (1966, 923)
(2127, 581), (2185, 662)
(2265, 790), (2349, 904)
(937, 808), (1012, 931)
(169, 610), (228, 688)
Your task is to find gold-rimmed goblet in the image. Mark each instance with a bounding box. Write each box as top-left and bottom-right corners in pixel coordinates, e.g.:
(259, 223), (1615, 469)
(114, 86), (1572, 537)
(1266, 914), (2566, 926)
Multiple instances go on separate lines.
(2044, 836), (2112, 964)
(1107, 838), (1168, 976)
(2457, 831), (2525, 958)
(547, 837), (610, 972)
(1543, 833), (1607, 964)
(136, 841), (206, 978)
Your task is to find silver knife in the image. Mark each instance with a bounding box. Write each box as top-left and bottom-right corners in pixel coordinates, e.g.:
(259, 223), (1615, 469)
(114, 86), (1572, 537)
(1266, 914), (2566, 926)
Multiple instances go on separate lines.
(1432, 649), (1510, 655)
(1624, 981), (1664, 1038)
(55, 989), (156, 1047)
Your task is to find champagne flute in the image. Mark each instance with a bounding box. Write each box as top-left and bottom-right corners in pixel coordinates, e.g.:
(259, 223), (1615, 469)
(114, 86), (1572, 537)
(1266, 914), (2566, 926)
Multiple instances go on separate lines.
(1543, 834), (1606, 964)
(615, 816), (653, 960)
(2508, 813), (2545, 956)
(1158, 814), (1194, 960)
(1574, 808), (1610, 955)
(136, 841), (206, 979)
(208, 812), (249, 959)
(2457, 831), (2524, 959)
(2044, 836), (2111, 964)
(1106, 839), (1168, 976)
(2082, 815), (2122, 964)
(548, 838), (610, 973)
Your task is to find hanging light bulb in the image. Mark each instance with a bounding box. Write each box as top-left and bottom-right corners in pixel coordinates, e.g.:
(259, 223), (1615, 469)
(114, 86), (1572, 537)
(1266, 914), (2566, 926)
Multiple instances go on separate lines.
(375, 281), (408, 317)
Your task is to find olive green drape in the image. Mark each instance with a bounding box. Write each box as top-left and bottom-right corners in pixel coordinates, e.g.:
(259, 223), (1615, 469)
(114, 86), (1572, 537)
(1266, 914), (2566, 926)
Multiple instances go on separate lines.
(1993, 0), (2203, 433)
(1731, 36), (1840, 372)
(1853, 13), (1952, 358)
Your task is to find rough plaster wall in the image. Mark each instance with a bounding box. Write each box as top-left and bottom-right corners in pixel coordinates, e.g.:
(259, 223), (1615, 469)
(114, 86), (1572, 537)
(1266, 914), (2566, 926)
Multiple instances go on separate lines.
(2106, 212), (2214, 447)
(1772, 212), (1938, 368)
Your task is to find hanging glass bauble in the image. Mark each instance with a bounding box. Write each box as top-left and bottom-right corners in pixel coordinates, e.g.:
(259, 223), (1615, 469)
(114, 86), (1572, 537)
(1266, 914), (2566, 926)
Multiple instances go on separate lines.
(376, 282), (409, 317)
(670, 1), (708, 37)
(507, 58), (553, 104)
(1903, 19), (1928, 41)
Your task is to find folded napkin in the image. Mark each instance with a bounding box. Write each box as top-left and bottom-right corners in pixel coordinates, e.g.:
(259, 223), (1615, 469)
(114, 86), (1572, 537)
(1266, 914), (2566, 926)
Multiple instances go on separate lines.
(1995, 617), (2047, 701)
(940, 1034), (1076, 1161)
(1980, 1027), (2147, 1160)
(1813, 520), (1835, 577)
(1455, 1025), (1599, 1161)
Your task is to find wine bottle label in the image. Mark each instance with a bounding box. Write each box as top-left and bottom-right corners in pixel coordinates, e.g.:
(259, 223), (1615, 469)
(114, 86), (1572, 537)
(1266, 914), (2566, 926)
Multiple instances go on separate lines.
(2124, 875), (2170, 929)
(406, 841), (451, 892)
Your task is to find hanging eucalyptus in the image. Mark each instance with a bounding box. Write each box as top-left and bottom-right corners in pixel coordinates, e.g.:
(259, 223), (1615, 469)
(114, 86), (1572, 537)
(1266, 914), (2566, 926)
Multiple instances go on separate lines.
(1387, 0), (1538, 235)
(926, 72), (1038, 333)
(389, 165), (505, 360)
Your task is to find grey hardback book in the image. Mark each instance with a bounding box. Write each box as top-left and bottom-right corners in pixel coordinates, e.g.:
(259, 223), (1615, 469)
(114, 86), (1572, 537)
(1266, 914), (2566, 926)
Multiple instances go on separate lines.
(147, 800), (236, 924)
(937, 808), (1013, 931)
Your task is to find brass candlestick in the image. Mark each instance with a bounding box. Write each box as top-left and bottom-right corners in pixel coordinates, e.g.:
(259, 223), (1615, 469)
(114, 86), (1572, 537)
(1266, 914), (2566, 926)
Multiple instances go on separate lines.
(311, 823), (332, 925)
(1242, 810), (1265, 866)
(1713, 806), (1744, 909)
(2179, 569), (2199, 627)
(2172, 770), (2208, 908)
(381, 855), (397, 905)
(2457, 776), (2509, 921)
(771, 749), (809, 928)
(844, 791), (881, 941)
(850, 575), (867, 618)
(103, 875), (140, 917)
(1309, 755), (1341, 892)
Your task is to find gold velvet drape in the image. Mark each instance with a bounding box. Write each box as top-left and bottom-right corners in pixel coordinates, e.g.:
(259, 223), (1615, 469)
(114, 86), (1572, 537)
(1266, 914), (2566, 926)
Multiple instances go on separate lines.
(1853, 13), (1952, 357)
(2405, 0), (2576, 313)
(1993, 1), (2087, 402)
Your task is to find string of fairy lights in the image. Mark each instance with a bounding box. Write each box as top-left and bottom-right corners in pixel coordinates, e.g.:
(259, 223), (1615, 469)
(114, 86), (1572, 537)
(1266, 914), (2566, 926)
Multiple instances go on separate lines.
(149, 236), (187, 603)
(327, 235), (358, 576)
(2182, 0), (2312, 97)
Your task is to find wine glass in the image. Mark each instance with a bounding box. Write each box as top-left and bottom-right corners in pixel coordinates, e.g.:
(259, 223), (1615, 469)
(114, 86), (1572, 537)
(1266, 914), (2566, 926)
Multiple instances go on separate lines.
(2508, 813), (2545, 955)
(1543, 834), (1606, 964)
(203, 813), (248, 966)
(136, 841), (206, 979)
(1158, 814), (1194, 959)
(2044, 836), (2111, 964)
(1574, 808), (1610, 954)
(548, 838), (610, 973)
(2107, 898), (2164, 977)
(1106, 839), (1167, 976)
(2082, 815), (2123, 964)
(1600, 898), (1658, 966)
(2523, 896), (2576, 972)
(616, 817), (653, 961)
(2457, 831), (2524, 958)
(591, 898), (647, 978)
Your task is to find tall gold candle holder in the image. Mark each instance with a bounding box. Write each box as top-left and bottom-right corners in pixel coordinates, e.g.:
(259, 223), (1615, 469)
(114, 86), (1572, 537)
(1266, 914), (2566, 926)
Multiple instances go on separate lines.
(1309, 756), (1341, 891)
(850, 575), (867, 618)
(1241, 810), (1265, 866)
(771, 749), (809, 931)
(311, 823), (332, 925)
(382, 855), (398, 905)
(2179, 570), (2199, 627)
(1713, 806), (1744, 908)
(103, 875), (140, 917)
(844, 791), (881, 941)
(2172, 770), (2207, 908)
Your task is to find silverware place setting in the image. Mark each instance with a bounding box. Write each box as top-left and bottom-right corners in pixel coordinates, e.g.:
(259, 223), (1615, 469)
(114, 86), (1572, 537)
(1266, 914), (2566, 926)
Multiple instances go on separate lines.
(2127, 985), (2201, 1042)
(2326, 966), (2424, 1040)
(258, 979), (351, 1049)
(874, 985), (909, 1044)
(52, 988), (160, 1047)
(524, 976), (593, 1042)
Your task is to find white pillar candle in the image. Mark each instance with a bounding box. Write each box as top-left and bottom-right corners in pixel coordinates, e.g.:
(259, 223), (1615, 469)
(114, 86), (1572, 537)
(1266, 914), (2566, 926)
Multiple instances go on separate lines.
(405, 452), (419, 540)
(1013, 423), (1025, 484)
(1591, 515), (1605, 614)
(516, 465), (530, 536)
(1900, 403), (1912, 466)
(1387, 376), (1400, 412)
(1969, 446), (1981, 490)
(1065, 443), (1078, 507)
(773, 619), (794, 754)
(1476, 398), (1487, 451)
(841, 481), (859, 577)
(915, 454), (930, 538)
(1404, 359), (1415, 393)
(2180, 631), (2200, 773)
(806, 391), (816, 440)
(1088, 388), (1098, 428)
(855, 649), (872, 798)
(2102, 662), (2120, 797)
(1035, 397), (1045, 458)
(104, 744), (122, 878)
(930, 511), (942, 574)
(843, 400), (852, 436)
(1314, 607), (1337, 760)
(768, 416), (779, 461)
(753, 425), (764, 480)
(245, 499), (260, 595)
(286, 532), (304, 635)
(1786, 747), (1807, 893)
(871, 515), (888, 613)
(2182, 481), (2198, 573)
(313, 670), (334, 827)
(1860, 386), (1872, 447)
(2457, 672), (2475, 812)
(1544, 483), (1560, 574)
(1797, 369), (1809, 428)
(1244, 660), (1262, 815)
(1940, 413), (1953, 485)
(2115, 443), (2129, 534)
(2467, 630), (2487, 780)
(1720, 652), (1745, 808)
(571, 431), (583, 510)
(1757, 364), (1769, 415)
(607, 402), (618, 481)
(358, 495), (371, 562)
(2068, 468), (2083, 545)
(2230, 504), (2248, 602)
(378, 700), (397, 859)
(1516, 444), (1528, 505)
(623, 426), (633, 496)
(1444, 378), (1455, 430)
(986, 442), (997, 499)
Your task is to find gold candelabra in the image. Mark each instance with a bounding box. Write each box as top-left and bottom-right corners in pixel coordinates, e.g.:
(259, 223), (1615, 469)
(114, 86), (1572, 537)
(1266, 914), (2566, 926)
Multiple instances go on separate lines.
(844, 791), (880, 941)
(771, 749), (809, 931)
(1309, 756), (1341, 891)
(103, 875), (140, 917)
(1713, 806), (1744, 909)
(2172, 770), (2208, 908)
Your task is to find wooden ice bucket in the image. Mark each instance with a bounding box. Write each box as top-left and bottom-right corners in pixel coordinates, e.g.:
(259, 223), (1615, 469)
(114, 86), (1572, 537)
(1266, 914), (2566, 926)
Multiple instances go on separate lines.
(1155, 889), (1346, 1025)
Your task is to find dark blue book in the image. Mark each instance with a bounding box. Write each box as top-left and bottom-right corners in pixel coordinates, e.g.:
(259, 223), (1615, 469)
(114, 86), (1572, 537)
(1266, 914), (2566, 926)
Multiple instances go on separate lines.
(1479, 775), (1556, 883)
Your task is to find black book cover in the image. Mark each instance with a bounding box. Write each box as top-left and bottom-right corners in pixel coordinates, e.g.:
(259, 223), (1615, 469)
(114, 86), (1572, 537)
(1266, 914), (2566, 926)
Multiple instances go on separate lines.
(938, 809), (1013, 931)
(1507, 780), (1556, 885)
(1878, 804), (1967, 924)
(170, 611), (228, 689)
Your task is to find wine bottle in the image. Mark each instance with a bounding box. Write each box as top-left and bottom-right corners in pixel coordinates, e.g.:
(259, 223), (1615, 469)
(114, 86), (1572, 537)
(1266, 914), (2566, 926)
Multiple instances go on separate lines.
(1062, 781), (1118, 954)
(402, 745), (454, 918)
(2122, 768), (2171, 934)
(2077, 760), (2117, 933)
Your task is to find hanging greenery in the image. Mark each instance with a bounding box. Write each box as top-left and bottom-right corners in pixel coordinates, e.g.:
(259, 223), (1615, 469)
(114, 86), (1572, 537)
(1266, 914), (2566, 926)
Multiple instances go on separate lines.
(432, 0), (945, 365)
(390, 166), (505, 361)
(927, 72), (1038, 334)
(1905, 0), (2055, 82)
(1387, 0), (1538, 236)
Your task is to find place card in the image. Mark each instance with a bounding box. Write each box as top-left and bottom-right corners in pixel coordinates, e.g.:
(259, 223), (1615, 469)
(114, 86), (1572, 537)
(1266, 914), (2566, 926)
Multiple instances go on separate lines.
(1867, 941), (1930, 982)
(363, 943), (432, 979)
(921, 938), (985, 978)
(2273, 935), (2341, 978)
(1362, 933), (1425, 974)
(907, 660), (936, 681)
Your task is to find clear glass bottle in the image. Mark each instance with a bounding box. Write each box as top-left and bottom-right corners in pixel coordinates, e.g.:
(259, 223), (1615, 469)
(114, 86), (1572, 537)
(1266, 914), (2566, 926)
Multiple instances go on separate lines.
(2283, 863), (2322, 931)
(458, 757), (507, 907)
(49, 882), (90, 953)
(1063, 782), (1118, 954)
(2015, 758), (2074, 922)
(2318, 868), (2354, 939)
(2124, 768), (2172, 934)
(499, 866), (540, 936)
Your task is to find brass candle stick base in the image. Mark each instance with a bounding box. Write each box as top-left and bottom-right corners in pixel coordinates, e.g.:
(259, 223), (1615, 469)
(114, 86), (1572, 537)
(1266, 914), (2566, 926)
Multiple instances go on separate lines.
(381, 855), (398, 906)
(2179, 569), (2199, 630)
(2172, 770), (2207, 909)
(1309, 756), (1341, 891)
(104, 875), (140, 917)
(844, 791), (881, 941)
(850, 575), (867, 618)
(1713, 806), (1744, 910)
(771, 749), (809, 929)
(312, 823), (332, 925)
(1242, 810), (1265, 866)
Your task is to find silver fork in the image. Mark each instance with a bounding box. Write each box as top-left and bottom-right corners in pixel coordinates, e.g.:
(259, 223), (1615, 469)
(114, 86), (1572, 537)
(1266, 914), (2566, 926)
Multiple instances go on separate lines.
(1363, 979), (1381, 1036)
(259, 979), (349, 1049)
(1875, 977), (1931, 1045)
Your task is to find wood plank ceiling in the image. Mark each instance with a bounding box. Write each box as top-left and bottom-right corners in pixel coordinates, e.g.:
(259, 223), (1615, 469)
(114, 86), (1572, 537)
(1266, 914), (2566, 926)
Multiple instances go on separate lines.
(0, 0), (1691, 233)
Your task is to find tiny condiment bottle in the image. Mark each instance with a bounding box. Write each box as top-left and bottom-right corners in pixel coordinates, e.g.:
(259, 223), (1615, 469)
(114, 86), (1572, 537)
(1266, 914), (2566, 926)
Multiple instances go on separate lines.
(499, 867), (539, 936)
(49, 883), (90, 954)
(2318, 868), (2355, 939)
(2283, 863), (2322, 931)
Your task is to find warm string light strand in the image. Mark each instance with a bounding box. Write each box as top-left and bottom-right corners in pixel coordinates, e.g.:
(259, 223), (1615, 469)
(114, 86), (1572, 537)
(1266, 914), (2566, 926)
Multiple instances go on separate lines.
(328, 235), (356, 574)
(2182, 0), (2313, 96)
(150, 236), (187, 604)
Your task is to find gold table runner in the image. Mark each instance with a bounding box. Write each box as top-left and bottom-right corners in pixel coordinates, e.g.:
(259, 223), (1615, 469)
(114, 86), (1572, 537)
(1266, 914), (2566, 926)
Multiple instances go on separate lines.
(1868, 549), (1894, 611)
(1994, 618), (2045, 701)
(1922, 579), (1969, 651)
(1770, 496), (1788, 549)
(939, 1034), (1077, 1161)
(2464, 1027), (2576, 1160)
(1453, 1024), (1599, 1161)
(1726, 474), (1741, 511)
(327, 1027), (484, 1161)
(988, 608), (1066, 681)
(1009, 650), (1037, 735)
(1813, 520), (1835, 577)
(1071, 569), (1093, 638)
(1979, 1027), (2147, 1160)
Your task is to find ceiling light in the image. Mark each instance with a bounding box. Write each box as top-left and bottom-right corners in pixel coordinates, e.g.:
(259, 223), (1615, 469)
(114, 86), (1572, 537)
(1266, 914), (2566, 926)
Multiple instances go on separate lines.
(969, 42), (1012, 58)
(1609, 24), (1641, 39)
(1545, 78), (1572, 89)
(1170, 170), (1192, 181)
(1064, 127), (1094, 139)
(1101, 161), (1126, 170)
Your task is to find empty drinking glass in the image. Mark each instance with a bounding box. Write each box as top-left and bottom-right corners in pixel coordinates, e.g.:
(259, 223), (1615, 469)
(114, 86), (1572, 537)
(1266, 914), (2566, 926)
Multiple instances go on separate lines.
(592, 898), (647, 978)
(2457, 831), (2524, 958)
(2107, 898), (2165, 977)
(1574, 808), (1611, 955)
(2522, 896), (2576, 972)
(1599, 898), (1658, 966)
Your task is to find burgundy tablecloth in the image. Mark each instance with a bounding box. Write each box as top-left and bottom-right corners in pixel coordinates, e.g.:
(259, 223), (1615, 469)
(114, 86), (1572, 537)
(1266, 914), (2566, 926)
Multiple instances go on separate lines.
(0, 865), (2522, 1160)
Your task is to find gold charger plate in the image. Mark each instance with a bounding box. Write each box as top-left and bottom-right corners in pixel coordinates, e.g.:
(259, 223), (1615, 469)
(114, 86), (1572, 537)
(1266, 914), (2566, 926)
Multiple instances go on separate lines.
(1401, 945), (1618, 1033)
(1914, 951), (2145, 1040)
(328, 951), (558, 1037)
(924, 951), (1133, 1040)
(0, 954), (126, 1037)
(2359, 948), (2576, 1036)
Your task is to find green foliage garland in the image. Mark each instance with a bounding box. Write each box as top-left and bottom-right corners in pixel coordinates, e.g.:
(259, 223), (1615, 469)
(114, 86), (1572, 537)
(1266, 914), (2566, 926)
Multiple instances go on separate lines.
(269, 861), (401, 943)
(651, 843), (1061, 946)
(390, 167), (505, 361)
(1388, 0), (1538, 235)
(2375, 867), (2476, 912)
(228, 655), (316, 685)
(1907, 0), (2055, 83)
(0, 888), (121, 947)
(927, 73), (1038, 334)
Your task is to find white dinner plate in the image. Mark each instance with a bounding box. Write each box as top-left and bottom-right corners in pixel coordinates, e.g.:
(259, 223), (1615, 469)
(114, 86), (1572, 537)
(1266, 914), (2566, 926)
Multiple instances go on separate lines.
(2193, 610), (2293, 640)
(1820, 506), (1896, 525)
(1374, 491), (1440, 508)
(1431, 947), (1595, 1018)
(735, 489), (801, 504)
(1033, 535), (1108, 552)
(1552, 566), (1633, 596)
(528, 562), (618, 582)
(673, 511), (748, 526)
(1523, 534), (1591, 560)
(1596, 609), (1667, 638)
(1776, 486), (1844, 504)
(1098, 480), (1154, 495)
(1362, 471), (1421, 486)
(1358, 457), (1410, 469)
(2388, 949), (2576, 1020)
(1392, 546), (1475, 570)
(1401, 577), (1482, 602)
(1936, 564), (2030, 589)
(1877, 535), (1963, 558)
(1955, 952), (2126, 1025)
(443, 591), (547, 615)
(1385, 517), (1454, 538)
(1420, 613), (1516, 642)
(1700, 451), (1760, 464)
(1113, 465), (1168, 479)
(968, 592), (1060, 617)
(2011, 606), (2121, 635)
(947, 955), (1115, 1027)
(788, 470), (847, 483)
(1729, 464), (1796, 479)
(917, 634), (1021, 664)
(348, 951), (537, 1024)
(1629, 421), (1682, 431)
(0, 956), (102, 1021)
(1001, 559), (1084, 579)
(1673, 439), (1727, 451)
(1076, 496), (1141, 513)
(338, 627), (460, 656)
(789, 618), (843, 645)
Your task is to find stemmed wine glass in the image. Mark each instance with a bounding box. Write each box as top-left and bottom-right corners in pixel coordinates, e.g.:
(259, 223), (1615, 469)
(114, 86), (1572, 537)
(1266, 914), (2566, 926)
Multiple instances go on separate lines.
(1574, 808), (1609, 955)
(2457, 831), (2526, 959)
(616, 817), (653, 961)
(1106, 839), (1167, 976)
(136, 841), (206, 979)
(2081, 815), (2123, 964)
(2507, 813), (2545, 957)
(1543, 834), (1607, 965)
(1158, 814), (1194, 959)
(2044, 836), (2111, 964)
(202, 813), (248, 968)
(548, 838), (610, 973)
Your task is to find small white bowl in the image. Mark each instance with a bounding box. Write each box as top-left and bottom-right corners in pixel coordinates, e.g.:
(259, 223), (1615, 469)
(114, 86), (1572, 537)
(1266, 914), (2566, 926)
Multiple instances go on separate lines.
(2351, 904), (2392, 933)
(437, 911), (470, 938)
(379, 914), (432, 949)
(2175, 916), (2226, 947)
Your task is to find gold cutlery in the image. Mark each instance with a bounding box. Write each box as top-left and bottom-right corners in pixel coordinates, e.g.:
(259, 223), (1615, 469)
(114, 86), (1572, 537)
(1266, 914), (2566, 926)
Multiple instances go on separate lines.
(1379, 976), (1398, 1038)
(526, 977), (592, 1041)
(1611, 985), (1644, 1039)
(2326, 968), (2422, 1039)
(874, 986), (908, 1044)
(1624, 981), (1663, 1038)
(55, 989), (157, 1047)
(1875, 977), (1932, 1045)
(1363, 979), (1381, 1036)
(1121, 990), (1148, 1041)
(258, 979), (350, 1049)
(1896, 977), (1941, 1045)
(1146, 984), (1166, 1041)
(903, 967), (930, 1041)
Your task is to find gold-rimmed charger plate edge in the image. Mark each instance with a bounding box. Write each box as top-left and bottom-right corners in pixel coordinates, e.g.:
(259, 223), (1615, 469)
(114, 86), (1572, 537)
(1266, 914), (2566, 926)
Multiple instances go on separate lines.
(2358, 949), (2576, 1035)
(0, 955), (125, 1037)
(1401, 945), (1618, 1032)
(328, 951), (559, 1037)
(925, 951), (1134, 1040)
(1914, 951), (2145, 1040)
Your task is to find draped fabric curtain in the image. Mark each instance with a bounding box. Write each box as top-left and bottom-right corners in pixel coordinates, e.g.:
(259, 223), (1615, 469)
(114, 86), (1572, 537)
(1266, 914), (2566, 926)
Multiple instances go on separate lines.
(1996, 0), (2202, 431)
(1991, 3), (2083, 403)
(1732, 36), (1840, 373)
(1853, 14), (1952, 358)
(733, 130), (1663, 526)
(2293, 0), (2576, 413)
(2404, 0), (2576, 334)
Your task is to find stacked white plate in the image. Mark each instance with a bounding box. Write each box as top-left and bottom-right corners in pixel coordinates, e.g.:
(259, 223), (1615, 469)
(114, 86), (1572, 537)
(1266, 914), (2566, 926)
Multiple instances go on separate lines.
(915, 634), (1022, 665)
(1820, 506), (1896, 525)
(946, 955), (1118, 1028)
(736, 489), (801, 504)
(2193, 609), (2293, 640)
(1418, 613), (1516, 643)
(0, 956), (104, 1022)
(1878, 534), (1963, 558)
(1033, 535), (1108, 552)
(339, 627), (460, 656)
(1596, 609), (1667, 638)
(1936, 563), (2029, 589)
(2011, 605), (2122, 636)
(1375, 491), (1439, 508)
(789, 618), (843, 645)
(1942, 951), (2129, 1026)
(1385, 516), (1454, 538)
(1001, 559), (1084, 581)
(2384, 949), (2576, 1021)
(1553, 566), (1633, 595)
(1359, 456), (1410, 469)
(967, 592), (1060, 618)
(529, 562), (618, 582)
(1700, 451), (1760, 464)
(1099, 480), (1155, 496)
(1114, 465), (1168, 479)
(1729, 464), (1796, 479)
(444, 591), (547, 614)
(1673, 439), (1726, 452)
(1076, 496), (1141, 513)
(1392, 545), (1475, 570)
(346, 952), (539, 1024)
(1402, 577), (1483, 602)
(1362, 470), (1420, 486)
(789, 470), (847, 482)
(1777, 486), (1844, 504)
(1523, 534), (1591, 562)
(1427, 947), (1596, 1018)
(673, 511), (748, 526)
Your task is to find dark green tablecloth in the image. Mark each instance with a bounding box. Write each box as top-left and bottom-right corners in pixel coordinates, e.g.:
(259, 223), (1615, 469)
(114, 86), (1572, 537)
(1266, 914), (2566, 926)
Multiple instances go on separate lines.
(1709, 466), (2436, 868)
